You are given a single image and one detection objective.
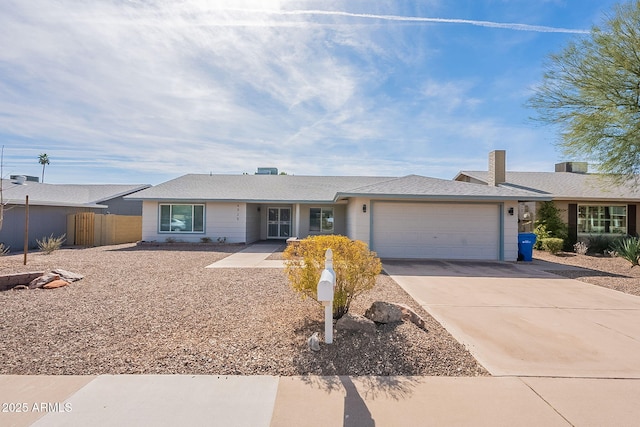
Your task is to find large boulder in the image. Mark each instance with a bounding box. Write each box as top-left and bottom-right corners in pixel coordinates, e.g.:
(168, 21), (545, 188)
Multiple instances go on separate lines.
(365, 301), (428, 332)
(335, 313), (376, 334)
(364, 301), (403, 323)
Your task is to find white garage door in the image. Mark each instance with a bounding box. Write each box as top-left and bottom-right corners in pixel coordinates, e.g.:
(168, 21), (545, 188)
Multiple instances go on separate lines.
(372, 202), (500, 260)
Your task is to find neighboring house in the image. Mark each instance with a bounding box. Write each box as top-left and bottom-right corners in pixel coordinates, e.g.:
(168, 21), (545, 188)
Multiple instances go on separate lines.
(455, 150), (640, 244)
(126, 172), (549, 260)
(0, 177), (150, 251)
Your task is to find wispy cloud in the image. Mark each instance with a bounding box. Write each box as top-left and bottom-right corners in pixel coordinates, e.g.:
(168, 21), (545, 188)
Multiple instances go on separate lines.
(0, 0), (594, 182)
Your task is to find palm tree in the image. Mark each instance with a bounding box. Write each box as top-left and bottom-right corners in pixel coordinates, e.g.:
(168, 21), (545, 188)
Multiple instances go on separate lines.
(38, 153), (50, 183)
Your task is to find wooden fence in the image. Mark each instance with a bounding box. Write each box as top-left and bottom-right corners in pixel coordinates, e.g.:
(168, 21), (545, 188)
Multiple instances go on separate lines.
(67, 213), (142, 246)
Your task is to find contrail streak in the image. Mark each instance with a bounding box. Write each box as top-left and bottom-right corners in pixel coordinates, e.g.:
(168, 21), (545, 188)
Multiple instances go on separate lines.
(223, 8), (589, 34)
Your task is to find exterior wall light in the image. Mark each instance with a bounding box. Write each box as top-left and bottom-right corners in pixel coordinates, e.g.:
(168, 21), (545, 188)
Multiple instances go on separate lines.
(508, 207), (514, 215)
(362, 204), (367, 213)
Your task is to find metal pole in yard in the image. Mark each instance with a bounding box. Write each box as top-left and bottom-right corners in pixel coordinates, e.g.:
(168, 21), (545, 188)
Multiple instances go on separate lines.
(23, 195), (28, 265)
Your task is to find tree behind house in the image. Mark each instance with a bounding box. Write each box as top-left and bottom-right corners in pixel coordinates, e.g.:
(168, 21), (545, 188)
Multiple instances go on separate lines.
(534, 201), (568, 250)
(38, 153), (50, 183)
(528, 2), (640, 184)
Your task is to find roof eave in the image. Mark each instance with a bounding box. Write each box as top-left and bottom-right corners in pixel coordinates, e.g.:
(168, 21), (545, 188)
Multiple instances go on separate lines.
(6, 199), (108, 208)
(335, 193), (551, 202)
(92, 185), (152, 203)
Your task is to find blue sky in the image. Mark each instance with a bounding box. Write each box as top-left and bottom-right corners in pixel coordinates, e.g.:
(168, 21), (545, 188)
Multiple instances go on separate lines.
(0, 0), (621, 184)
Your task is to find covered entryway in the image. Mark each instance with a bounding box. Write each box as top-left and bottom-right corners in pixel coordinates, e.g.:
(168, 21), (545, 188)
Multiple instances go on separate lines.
(267, 207), (291, 239)
(371, 202), (501, 260)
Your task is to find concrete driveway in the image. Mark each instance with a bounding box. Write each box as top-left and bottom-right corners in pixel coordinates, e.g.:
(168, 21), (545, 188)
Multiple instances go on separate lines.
(384, 260), (640, 378)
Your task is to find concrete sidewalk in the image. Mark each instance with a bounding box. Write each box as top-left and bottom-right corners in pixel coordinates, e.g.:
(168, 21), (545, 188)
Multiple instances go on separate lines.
(4, 374), (640, 426)
(205, 242), (285, 268)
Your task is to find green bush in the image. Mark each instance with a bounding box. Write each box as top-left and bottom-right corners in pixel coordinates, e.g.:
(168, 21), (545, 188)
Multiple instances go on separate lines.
(533, 224), (549, 250)
(586, 234), (624, 255)
(534, 202), (568, 238)
(541, 238), (564, 255)
(610, 237), (640, 268)
(283, 235), (382, 319)
(36, 233), (65, 254)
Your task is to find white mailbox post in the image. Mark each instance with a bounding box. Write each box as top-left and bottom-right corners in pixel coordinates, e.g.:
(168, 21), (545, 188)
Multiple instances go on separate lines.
(316, 248), (335, 344)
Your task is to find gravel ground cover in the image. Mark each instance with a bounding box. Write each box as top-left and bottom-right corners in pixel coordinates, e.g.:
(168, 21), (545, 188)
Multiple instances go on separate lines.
(0, 243), (487, 376)
(533, 249), (640, 296)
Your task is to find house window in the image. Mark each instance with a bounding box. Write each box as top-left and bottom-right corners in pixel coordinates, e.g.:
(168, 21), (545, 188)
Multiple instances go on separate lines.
(577, 205), (626, 234)
(309, 208), (334, 233)
(159, 204), (204, 233)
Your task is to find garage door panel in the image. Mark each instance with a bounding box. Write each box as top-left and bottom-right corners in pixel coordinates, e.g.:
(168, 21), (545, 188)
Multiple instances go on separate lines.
(372, 203), (500, 260)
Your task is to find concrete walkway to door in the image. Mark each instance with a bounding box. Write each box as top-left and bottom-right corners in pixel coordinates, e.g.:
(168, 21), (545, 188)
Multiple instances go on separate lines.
(383, 259), (640, 378)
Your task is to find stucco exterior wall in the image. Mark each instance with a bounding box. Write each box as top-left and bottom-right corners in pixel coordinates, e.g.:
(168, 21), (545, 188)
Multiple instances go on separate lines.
(141, 201), (248, 243)
(101, 195), (143, 216)
(503, 200), (520, 261)
(0, 204), (95, 252)
(345, 197), (371, 246)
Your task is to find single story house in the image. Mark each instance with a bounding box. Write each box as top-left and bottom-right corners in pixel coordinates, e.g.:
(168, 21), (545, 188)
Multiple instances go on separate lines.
(0, 176), (150, 251)
(455, 150), (640, 244)
(126, 172), (549, 260)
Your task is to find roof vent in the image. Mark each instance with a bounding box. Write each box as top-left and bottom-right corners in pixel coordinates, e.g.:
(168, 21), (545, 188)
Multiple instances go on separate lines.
(12, 175), (27, 185)
(10, 174), (39, 183)
(555, 162), (588, 174)
(256, 167), (278, 175)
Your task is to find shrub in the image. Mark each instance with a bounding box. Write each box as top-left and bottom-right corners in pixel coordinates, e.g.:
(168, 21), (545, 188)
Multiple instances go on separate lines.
(0, 243), (9, 256)
(534, 202), (568, 242)
(542, 238), (564, 255)
(533, 224), (549, 250)
(200, 237), (213, 243)
(610, 237), (640, 268)
(283, 235), (382, 319)
(586, 234), (624, 255)
(36, 233), (65, 254)
(573, 241), (589, 255)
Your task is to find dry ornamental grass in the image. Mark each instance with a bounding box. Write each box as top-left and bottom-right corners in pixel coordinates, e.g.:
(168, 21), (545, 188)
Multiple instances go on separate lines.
(0, 243), (487, 377)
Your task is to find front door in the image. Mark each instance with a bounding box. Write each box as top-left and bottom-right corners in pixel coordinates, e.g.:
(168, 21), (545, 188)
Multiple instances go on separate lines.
(267, 207), (291, 239)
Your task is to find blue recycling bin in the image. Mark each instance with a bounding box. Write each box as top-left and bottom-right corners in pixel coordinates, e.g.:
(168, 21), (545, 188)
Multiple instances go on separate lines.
(518, 233), (537, 262)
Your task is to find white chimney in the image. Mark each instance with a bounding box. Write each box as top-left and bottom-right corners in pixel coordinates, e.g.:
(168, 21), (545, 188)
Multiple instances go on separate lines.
(14, 175), (26, 185)
(488, 150), (506, 186)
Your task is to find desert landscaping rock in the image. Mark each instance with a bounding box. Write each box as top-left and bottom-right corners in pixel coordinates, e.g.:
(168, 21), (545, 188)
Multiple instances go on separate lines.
(0, 243), (487, 376)
(52, 268), (84, 282)
(335, 313), (377, 334)
(43, 279), (70, 289)
(365, 301), (428, 331)
(365, 301), (403, 323)
(28, 273), (61, 289)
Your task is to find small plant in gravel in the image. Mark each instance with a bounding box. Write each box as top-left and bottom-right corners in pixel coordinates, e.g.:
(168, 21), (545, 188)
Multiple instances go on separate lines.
(283, 235), (382, 319)
(610, 237), (640, 268)
(0, 243), (9, 255)
(200, 237), (213, 243)
(165, 237), (177, 243)
(36, 234), (65, 254)
(573, 241), (589, 255)
(542, 237), (564, 255)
